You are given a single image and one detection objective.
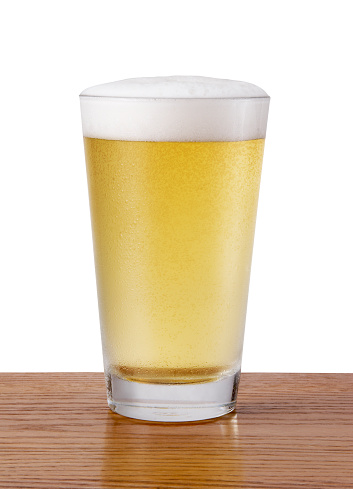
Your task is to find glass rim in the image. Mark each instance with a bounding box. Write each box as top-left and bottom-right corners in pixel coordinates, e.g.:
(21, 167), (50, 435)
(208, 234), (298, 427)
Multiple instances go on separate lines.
(79, 94), (270, 101)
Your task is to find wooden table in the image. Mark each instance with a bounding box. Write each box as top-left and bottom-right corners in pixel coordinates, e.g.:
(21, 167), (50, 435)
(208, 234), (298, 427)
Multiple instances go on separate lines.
(0, 373), (352, 488)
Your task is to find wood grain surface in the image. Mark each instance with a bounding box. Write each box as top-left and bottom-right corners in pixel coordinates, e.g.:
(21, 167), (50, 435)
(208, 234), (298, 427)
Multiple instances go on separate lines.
(0, 373), (352, 488)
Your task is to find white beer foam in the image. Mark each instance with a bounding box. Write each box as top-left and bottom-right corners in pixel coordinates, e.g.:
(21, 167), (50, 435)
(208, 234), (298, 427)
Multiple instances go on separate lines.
(81, 76), (268, 99)
(80, 76), (270, 141)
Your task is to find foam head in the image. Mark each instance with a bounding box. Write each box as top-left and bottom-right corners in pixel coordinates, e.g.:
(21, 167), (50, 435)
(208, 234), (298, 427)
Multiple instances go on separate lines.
(80, 76), (270, 141)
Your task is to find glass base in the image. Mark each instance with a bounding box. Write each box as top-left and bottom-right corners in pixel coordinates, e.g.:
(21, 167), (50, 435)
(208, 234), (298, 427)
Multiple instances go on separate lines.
(106, 370), (241, 422)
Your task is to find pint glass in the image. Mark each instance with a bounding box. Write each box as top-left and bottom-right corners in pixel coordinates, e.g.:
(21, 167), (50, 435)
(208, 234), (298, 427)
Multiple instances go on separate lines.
(80, 76), (270, 421)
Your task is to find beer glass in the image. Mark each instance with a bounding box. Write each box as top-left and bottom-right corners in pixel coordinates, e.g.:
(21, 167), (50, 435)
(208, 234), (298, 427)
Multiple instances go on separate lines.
(80, 76), (270, 421)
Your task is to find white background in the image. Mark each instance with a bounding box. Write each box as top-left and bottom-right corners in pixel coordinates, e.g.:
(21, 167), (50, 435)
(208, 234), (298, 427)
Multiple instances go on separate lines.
(1, 0), (352, 373)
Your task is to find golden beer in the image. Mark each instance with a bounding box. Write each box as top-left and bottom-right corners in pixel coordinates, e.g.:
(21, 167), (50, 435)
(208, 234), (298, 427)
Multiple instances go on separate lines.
(80, 76), (269, 421)
(84, 138), (265, 384)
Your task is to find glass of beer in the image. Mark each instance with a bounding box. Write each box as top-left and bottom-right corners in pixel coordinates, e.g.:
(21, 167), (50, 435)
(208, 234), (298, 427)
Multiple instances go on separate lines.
(80, 76), (270, 422)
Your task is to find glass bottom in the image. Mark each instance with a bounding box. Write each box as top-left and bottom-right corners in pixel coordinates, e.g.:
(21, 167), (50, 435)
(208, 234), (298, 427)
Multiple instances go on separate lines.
(106, 370), (241, 422)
